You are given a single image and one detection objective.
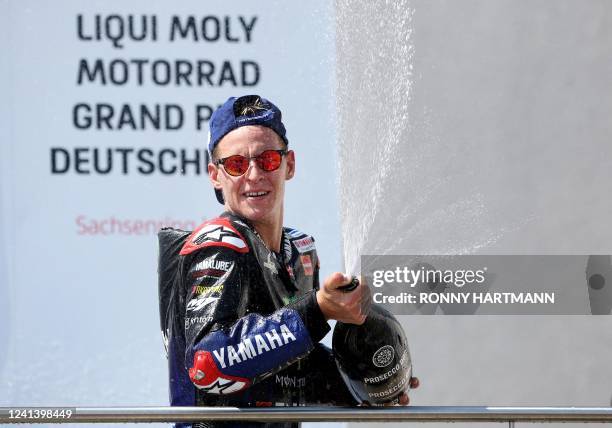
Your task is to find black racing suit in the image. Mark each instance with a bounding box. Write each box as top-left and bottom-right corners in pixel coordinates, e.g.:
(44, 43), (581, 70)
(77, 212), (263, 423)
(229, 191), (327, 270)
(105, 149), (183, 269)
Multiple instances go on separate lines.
(158, 212), (355, 428)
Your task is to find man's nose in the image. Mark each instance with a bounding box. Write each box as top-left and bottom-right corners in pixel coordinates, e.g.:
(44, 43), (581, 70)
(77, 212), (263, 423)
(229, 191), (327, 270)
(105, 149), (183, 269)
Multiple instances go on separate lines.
(244, 159), (264, 180)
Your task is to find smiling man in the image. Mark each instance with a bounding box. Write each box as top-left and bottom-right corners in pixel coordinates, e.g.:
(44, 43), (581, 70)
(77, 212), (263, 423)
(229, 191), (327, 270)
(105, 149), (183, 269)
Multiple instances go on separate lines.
(158, 95), (415, 428)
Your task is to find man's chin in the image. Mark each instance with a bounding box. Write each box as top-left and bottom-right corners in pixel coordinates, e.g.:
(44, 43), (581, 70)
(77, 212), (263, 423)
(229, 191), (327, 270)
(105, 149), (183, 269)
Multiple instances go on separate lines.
(236, 205), (273, 223)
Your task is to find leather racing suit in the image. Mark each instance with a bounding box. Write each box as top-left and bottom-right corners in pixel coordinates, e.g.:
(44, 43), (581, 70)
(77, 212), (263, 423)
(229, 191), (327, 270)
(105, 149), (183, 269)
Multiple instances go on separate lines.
(158, 212), (355, 428)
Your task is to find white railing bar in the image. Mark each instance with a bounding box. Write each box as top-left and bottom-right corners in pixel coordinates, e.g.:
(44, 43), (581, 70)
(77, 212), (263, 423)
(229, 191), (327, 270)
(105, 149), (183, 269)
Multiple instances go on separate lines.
(1, 406), (612, 424)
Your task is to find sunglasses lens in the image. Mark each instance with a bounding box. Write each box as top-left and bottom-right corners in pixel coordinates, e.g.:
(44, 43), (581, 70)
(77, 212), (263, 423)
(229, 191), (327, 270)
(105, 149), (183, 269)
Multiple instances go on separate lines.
(257, 150), (283, 171)
(224, 155), (249, 176)
(221, 150), (284, 176)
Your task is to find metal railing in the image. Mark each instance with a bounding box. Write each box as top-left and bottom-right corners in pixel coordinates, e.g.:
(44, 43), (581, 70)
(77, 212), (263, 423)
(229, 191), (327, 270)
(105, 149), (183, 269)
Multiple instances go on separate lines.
(1, 406), (611, 424)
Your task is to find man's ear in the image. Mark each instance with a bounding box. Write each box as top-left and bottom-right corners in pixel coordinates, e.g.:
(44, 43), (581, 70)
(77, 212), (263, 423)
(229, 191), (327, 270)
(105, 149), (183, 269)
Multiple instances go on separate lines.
(285, 150), (295, 180)
(208, 163), (223, 190)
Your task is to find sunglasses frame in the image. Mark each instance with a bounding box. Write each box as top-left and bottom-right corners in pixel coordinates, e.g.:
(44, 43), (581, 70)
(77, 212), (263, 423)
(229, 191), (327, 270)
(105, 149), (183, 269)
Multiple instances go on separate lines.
(215, 149), (288, 177)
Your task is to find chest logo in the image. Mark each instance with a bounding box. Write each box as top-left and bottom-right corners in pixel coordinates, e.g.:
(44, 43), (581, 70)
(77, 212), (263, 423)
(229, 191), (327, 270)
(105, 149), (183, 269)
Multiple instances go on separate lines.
(264, 253), (278, 275)
(186, 295), (220, 313)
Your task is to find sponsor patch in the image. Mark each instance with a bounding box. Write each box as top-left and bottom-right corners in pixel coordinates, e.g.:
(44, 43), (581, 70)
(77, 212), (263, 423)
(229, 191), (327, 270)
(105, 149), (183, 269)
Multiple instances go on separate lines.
(186, 295), (220, 312)
(191, 258), (233, 279)
(275, 374), (306, 388)
(192, 284), (224, 296)
(293, 236), (315, 254)
(300, 255), (313, 276)
(193, 258), (233, 272)
(185, 315), (214, 328)
(180, 218), (249, 255)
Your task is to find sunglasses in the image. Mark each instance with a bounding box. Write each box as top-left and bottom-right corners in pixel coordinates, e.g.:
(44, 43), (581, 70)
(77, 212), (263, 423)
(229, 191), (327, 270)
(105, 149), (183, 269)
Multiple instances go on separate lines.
(215, 149), (288, 177)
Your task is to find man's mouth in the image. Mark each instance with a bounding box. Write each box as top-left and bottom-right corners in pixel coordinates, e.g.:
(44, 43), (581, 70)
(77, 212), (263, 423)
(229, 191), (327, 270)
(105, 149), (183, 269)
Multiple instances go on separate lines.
(243, 191), (270, 198)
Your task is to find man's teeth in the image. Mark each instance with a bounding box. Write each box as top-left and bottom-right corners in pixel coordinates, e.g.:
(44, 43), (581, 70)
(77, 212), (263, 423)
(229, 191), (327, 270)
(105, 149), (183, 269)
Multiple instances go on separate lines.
(245, 191), (268, 197)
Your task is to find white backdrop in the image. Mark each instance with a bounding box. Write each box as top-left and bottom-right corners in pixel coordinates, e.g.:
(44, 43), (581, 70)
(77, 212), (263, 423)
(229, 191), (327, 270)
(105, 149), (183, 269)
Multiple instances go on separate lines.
(336, 2), (612, 428)
(3, 2), (612, 428)
(0, 2), (340, 426)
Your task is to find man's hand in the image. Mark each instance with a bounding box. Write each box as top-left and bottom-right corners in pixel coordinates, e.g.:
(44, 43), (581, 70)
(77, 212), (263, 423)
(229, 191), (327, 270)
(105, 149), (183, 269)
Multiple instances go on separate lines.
(394, 377), (420, 405)
(316, 273), (371, 324)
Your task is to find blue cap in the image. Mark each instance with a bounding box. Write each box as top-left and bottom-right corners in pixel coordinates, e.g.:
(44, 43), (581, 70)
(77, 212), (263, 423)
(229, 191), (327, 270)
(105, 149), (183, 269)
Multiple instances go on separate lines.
(208, 95), (288, 156)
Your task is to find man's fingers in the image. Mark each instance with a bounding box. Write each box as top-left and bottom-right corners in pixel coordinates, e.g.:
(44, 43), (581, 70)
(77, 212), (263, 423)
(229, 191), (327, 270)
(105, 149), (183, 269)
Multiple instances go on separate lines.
(382, 392), (409, 406)
(382, 381), (417, 407)
(410, 377), (420, 389)
(398, 392), (409, 405)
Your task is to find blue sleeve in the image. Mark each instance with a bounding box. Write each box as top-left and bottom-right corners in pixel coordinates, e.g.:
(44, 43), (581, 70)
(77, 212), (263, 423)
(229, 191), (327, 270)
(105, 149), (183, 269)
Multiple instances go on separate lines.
(183, 247), (329, 395)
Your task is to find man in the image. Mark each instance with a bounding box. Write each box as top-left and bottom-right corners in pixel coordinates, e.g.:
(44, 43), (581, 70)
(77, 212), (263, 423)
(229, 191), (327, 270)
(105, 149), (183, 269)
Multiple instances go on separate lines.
(158, 95), (417, 428)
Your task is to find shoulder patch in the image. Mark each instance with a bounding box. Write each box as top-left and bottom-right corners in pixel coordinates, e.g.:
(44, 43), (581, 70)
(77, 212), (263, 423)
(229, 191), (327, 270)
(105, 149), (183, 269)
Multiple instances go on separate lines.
(180, 218), (249, 255)
(285, 227), (316, 254)
(292, 235), (316, 254)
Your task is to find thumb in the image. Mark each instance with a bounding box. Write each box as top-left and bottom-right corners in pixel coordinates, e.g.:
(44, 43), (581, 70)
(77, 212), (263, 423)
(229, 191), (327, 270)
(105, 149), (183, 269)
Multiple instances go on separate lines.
(325, 272), (350, 289)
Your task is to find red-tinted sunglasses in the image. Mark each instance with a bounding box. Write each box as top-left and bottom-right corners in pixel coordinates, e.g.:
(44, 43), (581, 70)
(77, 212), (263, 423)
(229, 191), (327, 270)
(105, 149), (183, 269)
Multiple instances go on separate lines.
(215, 149), (288, 177)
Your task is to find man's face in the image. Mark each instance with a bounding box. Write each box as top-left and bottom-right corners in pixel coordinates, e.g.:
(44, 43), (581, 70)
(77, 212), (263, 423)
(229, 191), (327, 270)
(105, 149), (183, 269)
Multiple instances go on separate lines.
(208, 125), (295, 225)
